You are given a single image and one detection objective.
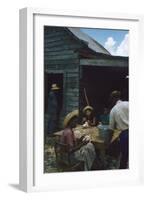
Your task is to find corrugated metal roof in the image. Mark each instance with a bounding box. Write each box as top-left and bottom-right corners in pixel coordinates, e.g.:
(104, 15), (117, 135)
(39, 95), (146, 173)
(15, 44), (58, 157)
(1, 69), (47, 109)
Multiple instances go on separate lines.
(68, 27), (111, 55)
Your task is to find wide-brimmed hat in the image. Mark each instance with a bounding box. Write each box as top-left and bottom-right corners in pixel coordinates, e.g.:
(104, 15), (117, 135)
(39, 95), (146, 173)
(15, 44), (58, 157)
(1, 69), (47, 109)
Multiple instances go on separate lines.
(63, 109), (79, 128)
(51, 83), (60, 90)
(83, 106), (93, 113)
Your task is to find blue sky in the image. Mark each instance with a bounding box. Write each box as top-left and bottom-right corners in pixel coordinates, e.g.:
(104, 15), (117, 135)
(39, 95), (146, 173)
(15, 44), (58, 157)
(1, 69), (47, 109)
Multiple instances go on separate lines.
(80, 28), (129, 56)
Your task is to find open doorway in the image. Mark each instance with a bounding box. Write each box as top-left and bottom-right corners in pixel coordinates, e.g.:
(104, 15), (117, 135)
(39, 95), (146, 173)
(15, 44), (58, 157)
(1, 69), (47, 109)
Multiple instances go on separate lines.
(44, 73), (63, 135)
(80, 66), (128, 116)
(44, 73), (63, 114)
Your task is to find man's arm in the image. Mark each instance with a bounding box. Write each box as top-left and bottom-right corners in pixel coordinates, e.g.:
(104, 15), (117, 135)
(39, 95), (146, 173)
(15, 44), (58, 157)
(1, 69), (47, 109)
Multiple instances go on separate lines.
(108, 110), (115, 143)
(108, 129), (114, 144)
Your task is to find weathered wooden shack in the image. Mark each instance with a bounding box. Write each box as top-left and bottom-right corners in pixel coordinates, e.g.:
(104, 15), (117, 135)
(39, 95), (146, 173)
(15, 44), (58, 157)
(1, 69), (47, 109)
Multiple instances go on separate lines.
(44, 26), (128, 129)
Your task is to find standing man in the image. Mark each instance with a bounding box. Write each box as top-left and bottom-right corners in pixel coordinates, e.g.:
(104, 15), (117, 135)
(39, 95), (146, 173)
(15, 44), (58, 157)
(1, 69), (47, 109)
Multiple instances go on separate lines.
(47, 83), (60, 135)
(109, 91), (129, 169)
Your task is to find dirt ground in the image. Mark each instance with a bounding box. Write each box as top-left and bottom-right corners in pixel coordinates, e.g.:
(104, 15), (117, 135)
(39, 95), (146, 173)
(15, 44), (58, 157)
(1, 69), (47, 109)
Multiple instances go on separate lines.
(44, 136), (121, 173)
(44, 137), (58, 173)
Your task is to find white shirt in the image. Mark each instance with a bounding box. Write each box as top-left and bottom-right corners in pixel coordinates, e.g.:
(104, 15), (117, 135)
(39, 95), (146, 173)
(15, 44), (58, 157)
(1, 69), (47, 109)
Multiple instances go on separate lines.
(109, 100), (129, 131)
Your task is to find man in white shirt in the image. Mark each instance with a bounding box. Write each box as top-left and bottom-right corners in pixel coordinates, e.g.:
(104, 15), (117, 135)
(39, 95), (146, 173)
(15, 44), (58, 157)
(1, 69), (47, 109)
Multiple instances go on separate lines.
(109, 91), (129, 169)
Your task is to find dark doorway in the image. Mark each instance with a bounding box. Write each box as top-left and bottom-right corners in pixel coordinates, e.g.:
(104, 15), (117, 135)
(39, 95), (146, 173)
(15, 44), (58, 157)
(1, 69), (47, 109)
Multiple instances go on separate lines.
(80, 66), (128, 116)
(44, 73), (63, 114)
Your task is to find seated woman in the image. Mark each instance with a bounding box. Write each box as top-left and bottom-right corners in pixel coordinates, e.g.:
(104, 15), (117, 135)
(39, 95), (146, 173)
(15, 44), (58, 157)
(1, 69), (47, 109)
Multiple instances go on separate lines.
(82, 106), (97, 127)
(60, 124), (96, 171)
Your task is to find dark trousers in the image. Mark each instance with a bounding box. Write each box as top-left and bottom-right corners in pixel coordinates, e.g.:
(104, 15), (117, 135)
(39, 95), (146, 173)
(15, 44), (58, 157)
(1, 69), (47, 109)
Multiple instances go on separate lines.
(119, 129), (129, 169)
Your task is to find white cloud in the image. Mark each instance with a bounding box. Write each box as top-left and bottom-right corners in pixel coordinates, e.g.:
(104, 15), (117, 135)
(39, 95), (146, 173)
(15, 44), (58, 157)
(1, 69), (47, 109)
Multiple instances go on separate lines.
(104, 34), (129, 57)
(104, 37), (116, 55)
(116, 34), (129, 56)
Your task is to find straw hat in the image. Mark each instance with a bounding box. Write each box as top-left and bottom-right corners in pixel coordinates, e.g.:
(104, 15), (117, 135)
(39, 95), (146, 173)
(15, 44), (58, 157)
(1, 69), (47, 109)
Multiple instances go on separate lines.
(83, 106), (93, 113)
(51, 83), (60, 90)
(63, 109), (79, 128)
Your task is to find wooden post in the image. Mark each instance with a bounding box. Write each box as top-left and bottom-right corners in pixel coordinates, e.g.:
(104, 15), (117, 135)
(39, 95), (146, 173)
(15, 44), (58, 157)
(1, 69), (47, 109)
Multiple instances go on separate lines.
(84, 88), (90, 106)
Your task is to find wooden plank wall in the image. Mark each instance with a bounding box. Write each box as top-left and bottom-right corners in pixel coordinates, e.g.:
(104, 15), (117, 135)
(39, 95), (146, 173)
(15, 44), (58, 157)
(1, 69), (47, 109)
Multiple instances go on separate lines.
(44, 26), (82, 129)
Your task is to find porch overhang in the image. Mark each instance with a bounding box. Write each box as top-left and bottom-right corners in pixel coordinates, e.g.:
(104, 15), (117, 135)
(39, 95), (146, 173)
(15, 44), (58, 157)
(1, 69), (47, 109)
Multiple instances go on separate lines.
(80, 57), (128, 67)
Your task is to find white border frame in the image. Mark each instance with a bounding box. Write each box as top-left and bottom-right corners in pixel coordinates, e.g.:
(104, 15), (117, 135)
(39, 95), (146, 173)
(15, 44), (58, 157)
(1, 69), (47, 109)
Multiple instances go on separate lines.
(19, 8), (144, 192)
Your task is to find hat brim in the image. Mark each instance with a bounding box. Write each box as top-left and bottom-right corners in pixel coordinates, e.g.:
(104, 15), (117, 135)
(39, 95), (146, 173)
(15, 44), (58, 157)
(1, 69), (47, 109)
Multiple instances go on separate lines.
(83, 106), (93, 113)
(51, 87), (60, 90)
(63, 109), (79, 128)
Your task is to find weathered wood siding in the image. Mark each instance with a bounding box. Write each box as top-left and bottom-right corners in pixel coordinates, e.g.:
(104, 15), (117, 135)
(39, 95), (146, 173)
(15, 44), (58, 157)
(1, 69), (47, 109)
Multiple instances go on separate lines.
(44, 26), (83, 128)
